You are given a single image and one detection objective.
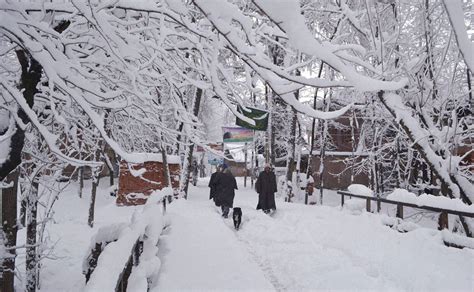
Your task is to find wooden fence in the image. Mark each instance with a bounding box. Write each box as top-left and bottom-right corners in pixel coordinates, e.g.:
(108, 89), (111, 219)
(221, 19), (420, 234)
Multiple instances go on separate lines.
(83, 195), (172, 291)
(336, 191), (474, 247)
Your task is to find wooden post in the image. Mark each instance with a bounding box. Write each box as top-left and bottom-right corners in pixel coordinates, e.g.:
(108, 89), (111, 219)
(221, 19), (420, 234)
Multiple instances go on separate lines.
(366, 198), (371, 212)
(341, 194), (344, 207)
(85, 242), (104, 282)
(438, 212), (449, 230)
(396, 204), (403, 219)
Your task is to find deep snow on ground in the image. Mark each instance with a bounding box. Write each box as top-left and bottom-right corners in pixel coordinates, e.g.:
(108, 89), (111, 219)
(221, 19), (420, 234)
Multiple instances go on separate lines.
(15, 182), (144, 291)
(157, 177), (473, 291)
(16, 177), (473, 291)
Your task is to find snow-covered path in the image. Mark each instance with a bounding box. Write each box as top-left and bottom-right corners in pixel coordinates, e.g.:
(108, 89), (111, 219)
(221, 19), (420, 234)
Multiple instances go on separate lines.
(156, 177), (473, 291)
(153, 197), (274, 291)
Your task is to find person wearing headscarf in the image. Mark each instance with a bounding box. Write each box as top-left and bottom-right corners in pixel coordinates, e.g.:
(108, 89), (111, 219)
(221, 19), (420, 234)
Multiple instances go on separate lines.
(208, 165), (222, 206)
(215, 163), (237, 218)
(255, 163), (277, 213)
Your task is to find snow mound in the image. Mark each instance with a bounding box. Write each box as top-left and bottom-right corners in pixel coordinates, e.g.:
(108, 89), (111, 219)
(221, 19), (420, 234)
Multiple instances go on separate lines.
(347, 184), (374, 197)
(344, 199), (366, 214)
(441, 230), (474, 249)
(387, 189), (474, 213)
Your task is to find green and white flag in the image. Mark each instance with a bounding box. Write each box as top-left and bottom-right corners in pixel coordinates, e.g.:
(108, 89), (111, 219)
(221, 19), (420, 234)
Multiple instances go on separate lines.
(236, 105), (269, 131)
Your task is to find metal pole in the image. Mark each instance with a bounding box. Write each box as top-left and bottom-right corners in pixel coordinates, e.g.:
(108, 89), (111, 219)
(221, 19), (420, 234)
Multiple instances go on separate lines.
(244, 142), (248, 188)
(251, 143), (255, 187)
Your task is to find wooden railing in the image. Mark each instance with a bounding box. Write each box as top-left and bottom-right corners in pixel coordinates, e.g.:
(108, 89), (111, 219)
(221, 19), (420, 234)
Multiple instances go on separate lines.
(115, 239), (143, 292)
(83, 195), (172, 291)
(336, 191), (474, 247)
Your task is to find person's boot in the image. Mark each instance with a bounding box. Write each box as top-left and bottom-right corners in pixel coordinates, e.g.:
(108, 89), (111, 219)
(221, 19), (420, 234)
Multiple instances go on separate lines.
(222, 206), (229, 218)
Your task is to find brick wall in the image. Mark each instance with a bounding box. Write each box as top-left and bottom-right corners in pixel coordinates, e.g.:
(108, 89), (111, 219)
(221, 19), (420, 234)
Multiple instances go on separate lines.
(311, 155), (369, 190)
(117, 161), (180, 206)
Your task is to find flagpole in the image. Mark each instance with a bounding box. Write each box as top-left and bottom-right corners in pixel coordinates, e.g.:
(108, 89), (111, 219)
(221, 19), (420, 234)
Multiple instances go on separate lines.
(251, 138), (255, 187)
(244, 142), (248, 187)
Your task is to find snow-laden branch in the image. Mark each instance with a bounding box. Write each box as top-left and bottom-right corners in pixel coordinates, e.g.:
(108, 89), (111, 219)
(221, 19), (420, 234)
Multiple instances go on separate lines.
(252, 0), (407, 91)
(380, 92), (473, 203)
(442, 0), (474, 71)
(0, 3), (206, 164)
(1, 80), (102, 167)
(192, 0), (407, 120)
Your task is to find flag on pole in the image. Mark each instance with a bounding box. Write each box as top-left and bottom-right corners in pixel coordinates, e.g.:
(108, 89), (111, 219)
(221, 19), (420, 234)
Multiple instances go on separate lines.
(236, 105), (269, 131)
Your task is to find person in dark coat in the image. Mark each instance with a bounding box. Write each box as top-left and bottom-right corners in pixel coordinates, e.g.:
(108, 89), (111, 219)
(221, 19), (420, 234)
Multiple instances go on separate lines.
(215, 164), (237, 218)
(255, 164), (277, 213)
(208, 165), (222, 206)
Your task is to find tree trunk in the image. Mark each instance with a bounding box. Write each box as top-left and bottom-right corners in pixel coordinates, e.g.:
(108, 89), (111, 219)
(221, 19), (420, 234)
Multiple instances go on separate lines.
(467, 69), (472, 105)
(19, 184), (27, 228)
(88, 169), (100, 228)
(109, 168), (114, 187)
(307, 63), (325, 178)
(26, 180), (39, 292)
(286, 69), (300, 185)
(1, 169), (19, 292)
(181, 88), (203, 197)
(103, 149), (115, 187)
(264, 84), (271, 164)
(161, 146), (172, 189)
(78, 166), (84, 198)
(318, 93), (330, 205)
(270, 92), (276, 166)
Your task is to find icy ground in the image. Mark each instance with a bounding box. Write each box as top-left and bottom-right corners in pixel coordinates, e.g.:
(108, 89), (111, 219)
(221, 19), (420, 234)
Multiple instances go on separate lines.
(19, 177), (473, 291)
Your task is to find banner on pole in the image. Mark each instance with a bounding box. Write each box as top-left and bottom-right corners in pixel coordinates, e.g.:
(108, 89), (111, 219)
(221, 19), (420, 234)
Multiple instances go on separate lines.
(222, 126), (253, 143)
(236, 105), (269, 131)
(207, 143), (224, 165)
(208, 154), (224, 165)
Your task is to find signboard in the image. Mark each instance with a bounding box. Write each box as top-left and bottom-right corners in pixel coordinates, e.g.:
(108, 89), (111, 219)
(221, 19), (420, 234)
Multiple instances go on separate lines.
(236, 105), (269, 131)
(207, 143), (224, 165)
(208, 154), (224, 165)
(222, 126), (253, 143)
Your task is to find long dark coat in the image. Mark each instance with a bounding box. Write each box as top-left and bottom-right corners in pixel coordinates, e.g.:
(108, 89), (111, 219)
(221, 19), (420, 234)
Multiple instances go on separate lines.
(255, 170), (277, 210)
(208, 171), (221, 205)
(215, 170), (238, 208)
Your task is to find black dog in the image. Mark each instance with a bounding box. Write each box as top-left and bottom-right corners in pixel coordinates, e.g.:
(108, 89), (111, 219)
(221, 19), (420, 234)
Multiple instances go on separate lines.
(233, 207), (242, 230)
